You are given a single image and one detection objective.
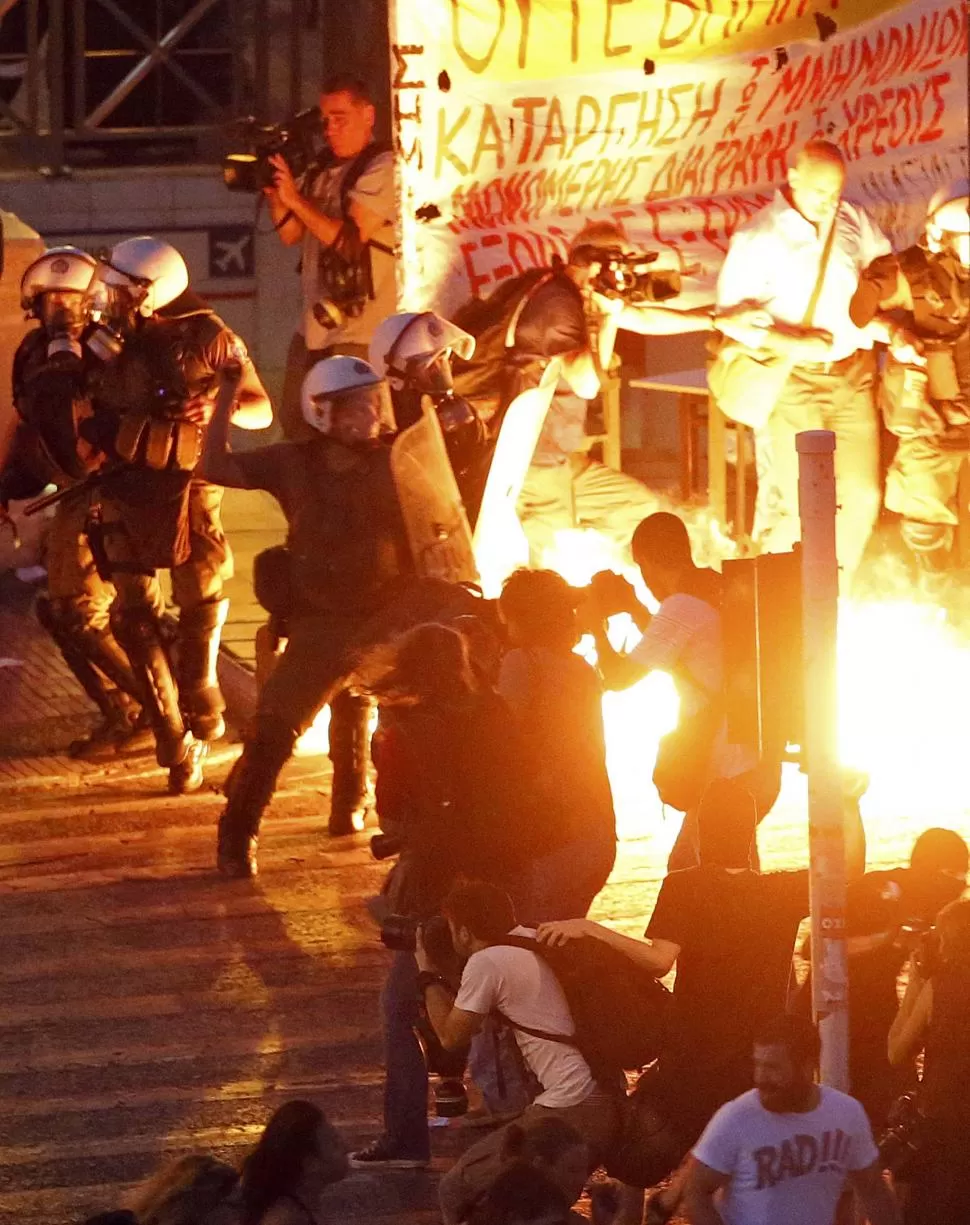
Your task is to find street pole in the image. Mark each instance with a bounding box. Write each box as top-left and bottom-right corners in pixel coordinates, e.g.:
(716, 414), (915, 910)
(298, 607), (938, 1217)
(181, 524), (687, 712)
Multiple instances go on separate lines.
(797, 430), (849, 1091)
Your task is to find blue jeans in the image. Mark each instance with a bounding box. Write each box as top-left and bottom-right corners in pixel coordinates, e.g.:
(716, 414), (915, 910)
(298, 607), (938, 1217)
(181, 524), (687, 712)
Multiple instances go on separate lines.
(380, 950), (431, 1158)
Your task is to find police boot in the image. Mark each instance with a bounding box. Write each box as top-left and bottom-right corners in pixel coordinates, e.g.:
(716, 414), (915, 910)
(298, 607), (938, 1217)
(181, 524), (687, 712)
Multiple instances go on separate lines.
(113, 605), (197, 780)
(327, 689), (373, 837)
(34, 596), (151, 760)
(902, 521), (954, 601)
(216, 715), (298, 878)
(176, 598), (230, 742)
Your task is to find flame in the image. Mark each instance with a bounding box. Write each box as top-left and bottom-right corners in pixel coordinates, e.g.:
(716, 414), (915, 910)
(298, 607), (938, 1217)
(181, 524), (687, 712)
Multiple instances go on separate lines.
(539, 528), (970, 848)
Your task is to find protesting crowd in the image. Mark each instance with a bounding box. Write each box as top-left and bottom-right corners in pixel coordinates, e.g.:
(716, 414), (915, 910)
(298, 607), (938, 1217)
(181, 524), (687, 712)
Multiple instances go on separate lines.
(1, 71), (969, 1225)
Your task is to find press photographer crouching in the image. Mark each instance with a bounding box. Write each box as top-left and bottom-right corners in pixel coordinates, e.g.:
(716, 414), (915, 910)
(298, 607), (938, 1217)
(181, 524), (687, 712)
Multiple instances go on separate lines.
(887, 897), (970, 1224)
(351, 623), (541, 1169)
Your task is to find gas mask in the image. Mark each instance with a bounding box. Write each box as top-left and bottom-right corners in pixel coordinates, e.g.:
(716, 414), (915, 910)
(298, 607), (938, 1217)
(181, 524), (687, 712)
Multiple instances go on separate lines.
(85, 279), (144, 363)
(39, 291), (89, 361)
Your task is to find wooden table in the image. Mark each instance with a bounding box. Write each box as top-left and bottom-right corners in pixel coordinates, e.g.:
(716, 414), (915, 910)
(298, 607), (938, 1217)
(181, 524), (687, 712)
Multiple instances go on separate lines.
(630, 368), (752, 537)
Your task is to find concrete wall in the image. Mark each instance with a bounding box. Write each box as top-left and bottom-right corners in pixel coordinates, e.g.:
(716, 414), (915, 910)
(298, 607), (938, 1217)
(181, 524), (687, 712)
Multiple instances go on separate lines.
(0, 167), (298, 413)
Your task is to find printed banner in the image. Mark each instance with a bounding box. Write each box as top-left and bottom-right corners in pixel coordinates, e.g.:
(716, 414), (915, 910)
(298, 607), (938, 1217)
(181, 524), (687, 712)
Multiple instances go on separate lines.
(389, 0), (968, 315)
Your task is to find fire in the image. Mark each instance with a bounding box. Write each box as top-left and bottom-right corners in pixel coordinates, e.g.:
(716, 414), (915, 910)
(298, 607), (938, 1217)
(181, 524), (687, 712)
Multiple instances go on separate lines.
(539, 528), (970, 849)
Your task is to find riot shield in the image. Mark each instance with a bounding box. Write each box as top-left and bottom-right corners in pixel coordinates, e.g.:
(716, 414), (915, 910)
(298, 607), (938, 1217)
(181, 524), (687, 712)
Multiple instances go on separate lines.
(390, 401), (479, 583)
(472, 359), (561, 596)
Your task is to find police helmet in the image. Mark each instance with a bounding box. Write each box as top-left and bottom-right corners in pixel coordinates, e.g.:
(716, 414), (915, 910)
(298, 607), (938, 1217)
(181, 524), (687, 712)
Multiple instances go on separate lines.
(369, 311), (475, 390)
(20, 246), (97, 312)
(98, 236), (189, 315)
(300, 356), (395, 439)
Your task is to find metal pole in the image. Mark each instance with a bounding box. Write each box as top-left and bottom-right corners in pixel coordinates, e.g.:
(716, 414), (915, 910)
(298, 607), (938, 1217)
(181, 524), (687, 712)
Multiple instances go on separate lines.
(797, 429), (849, 1091)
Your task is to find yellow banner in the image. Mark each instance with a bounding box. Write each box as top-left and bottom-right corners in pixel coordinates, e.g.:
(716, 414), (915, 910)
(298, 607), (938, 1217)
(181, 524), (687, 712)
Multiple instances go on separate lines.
(445, 0), (910, 81)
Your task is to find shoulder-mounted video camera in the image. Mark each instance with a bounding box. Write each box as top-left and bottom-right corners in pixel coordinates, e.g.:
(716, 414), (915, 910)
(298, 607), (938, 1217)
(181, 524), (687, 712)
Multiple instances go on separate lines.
(571, 244), (682, 305)
(223, 106), (321, 193)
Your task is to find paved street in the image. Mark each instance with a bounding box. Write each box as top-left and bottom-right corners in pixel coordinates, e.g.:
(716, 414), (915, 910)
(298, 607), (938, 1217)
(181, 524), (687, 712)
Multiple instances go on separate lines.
(1, 524), (968, 1225)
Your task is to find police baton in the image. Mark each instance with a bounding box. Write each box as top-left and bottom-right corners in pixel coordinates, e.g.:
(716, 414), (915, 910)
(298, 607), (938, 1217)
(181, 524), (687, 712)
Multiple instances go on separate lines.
(22, 465), (120, 517)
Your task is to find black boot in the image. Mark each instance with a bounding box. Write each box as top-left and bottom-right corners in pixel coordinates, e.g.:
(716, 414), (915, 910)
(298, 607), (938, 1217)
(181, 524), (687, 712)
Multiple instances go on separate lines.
(35, 596), (151, 758)
(327, 689), (373, 837)
(216, 716), (297, 877)
(113, 605), (193, 771)
(176, 598), (230, 741)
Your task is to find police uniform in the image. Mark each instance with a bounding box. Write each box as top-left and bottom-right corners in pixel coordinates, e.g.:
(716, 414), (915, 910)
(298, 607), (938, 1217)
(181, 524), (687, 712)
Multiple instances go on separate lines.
(90, 290), (248, 770)
(1, 327), (144, 752)
(851, 244), (970, 569)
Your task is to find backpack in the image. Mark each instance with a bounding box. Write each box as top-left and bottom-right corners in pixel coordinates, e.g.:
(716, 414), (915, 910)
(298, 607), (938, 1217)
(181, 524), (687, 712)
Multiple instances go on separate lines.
(449, 268), (559, 419)
(494, 933), (671, 1086)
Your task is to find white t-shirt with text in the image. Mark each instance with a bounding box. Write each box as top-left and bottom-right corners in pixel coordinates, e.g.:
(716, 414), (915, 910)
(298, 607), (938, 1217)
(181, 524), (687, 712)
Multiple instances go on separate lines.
(454, 928), (596, 1109)
(693, 1086), (879, 1225)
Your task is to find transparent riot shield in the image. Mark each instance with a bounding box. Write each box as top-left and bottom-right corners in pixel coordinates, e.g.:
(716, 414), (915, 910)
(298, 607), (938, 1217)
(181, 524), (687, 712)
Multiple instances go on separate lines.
(390, 400), (479, 583)
(472, 359), (561, 596)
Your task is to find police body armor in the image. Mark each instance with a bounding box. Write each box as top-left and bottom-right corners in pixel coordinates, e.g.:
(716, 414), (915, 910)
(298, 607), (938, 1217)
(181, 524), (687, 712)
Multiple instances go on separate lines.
(9, 328), (94, 489)
(92, 300), (229, 570)
(286, 435), (413, 617)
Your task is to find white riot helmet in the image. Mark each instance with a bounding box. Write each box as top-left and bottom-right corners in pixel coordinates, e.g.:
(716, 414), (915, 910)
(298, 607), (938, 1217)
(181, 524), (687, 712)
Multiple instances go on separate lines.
(926, 179), (970, 265)
(369, 311), (475, 392)
(21, 246), (97, 312)
(300, 355), (395, 445)
(97, 236), (189, 316)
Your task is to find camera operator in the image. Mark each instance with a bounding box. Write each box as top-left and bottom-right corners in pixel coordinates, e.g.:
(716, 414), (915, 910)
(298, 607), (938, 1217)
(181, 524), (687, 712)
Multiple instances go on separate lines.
(85, 237), (272, 794)
(887, 897), (970, 1225)
(419, 881), (620, 1224)
(350, 623), (543, 1169)
(454, 219), (766, 565)
(265, 75), (395, 442)
(796, 826), (968, 1133)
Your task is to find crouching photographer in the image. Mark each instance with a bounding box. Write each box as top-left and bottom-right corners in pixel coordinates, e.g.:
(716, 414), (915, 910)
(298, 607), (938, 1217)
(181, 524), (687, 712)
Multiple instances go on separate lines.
(886, 897), (970, 1224)
(351, 623), (542, 1170)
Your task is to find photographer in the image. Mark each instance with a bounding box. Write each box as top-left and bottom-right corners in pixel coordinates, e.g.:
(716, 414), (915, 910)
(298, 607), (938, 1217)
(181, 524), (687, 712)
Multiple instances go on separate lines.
(796, 827), (968, 1132)
(454, 219), (766, 565)
(888, 897), (970, 1224)
(422, 881), (620, 1224)
(350, 624), (541, 1169)
(265, 75), (395, 442)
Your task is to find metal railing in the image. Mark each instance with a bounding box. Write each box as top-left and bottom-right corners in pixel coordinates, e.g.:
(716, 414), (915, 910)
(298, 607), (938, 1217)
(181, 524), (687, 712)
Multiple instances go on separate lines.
(0, 0), (339, 172)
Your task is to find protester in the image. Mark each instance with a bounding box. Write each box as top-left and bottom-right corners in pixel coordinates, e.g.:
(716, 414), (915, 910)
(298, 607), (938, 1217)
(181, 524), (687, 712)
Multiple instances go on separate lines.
(796, 826), (968, 1131)
(265, 75), (395, 443)
(887, 897), (970, 1225)
(465, 1163), (573, 1225)
(714, 139), (891, 579)
(683, 1014), (901, 1225)
(538, 773), (867, 1223)
(127, 1155), (239, 1225)
(350, 625), (540, 1168)
(497, 568), (616, 920)
(425, 881), (620, 1224)
(587, 512), (778, 870)
(239, 1100), (348, 1225)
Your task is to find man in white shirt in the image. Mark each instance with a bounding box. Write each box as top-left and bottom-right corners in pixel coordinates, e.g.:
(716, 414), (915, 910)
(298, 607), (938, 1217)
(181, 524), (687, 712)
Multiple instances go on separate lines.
(716, 140), (891, 581)
(683, 1013), (900, 1225)
(418, 881), (619, 1224)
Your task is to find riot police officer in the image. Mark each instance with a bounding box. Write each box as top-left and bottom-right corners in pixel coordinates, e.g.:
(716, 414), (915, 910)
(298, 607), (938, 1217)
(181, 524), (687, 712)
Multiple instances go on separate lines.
(368, 310), (489, 518)
(85, 237), (271, 792)
(850, 180), (970, 587)
(0, 246), (148, 758)
(202, 355), (482, 878)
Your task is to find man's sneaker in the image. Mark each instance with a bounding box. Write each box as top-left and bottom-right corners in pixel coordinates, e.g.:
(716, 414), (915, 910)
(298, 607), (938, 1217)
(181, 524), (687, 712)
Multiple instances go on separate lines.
(349, 1139), (429, 1169)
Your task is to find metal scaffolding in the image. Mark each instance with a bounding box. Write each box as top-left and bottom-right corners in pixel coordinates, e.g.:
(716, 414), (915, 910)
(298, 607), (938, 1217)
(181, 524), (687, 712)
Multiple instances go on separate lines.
(0, 0), (387, 172)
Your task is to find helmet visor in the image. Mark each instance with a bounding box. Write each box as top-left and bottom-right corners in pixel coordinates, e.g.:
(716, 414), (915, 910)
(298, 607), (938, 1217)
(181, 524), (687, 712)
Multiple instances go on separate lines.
(310, 382), (395, 442)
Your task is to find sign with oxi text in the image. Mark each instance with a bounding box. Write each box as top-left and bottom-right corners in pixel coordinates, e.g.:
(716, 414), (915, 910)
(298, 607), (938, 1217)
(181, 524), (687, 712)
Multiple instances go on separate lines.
(388, 0), (967, 314)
